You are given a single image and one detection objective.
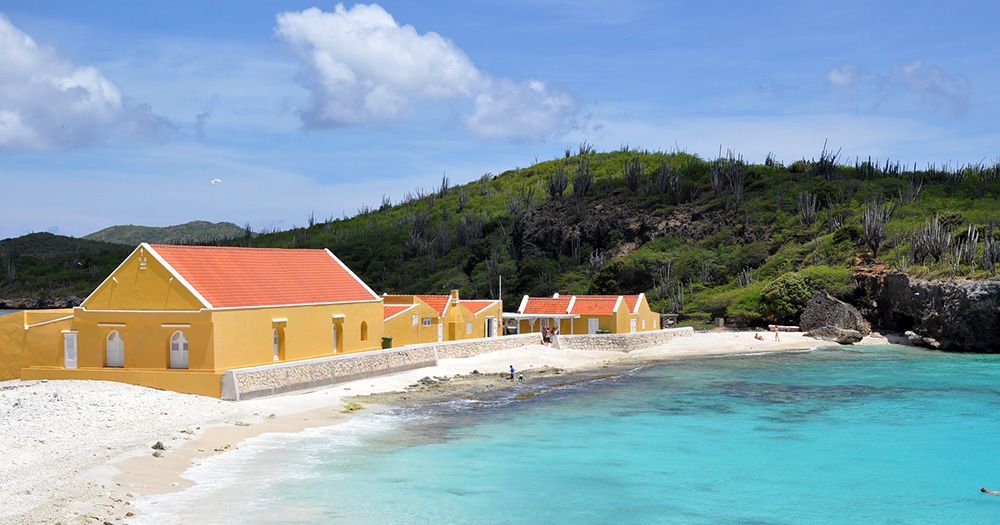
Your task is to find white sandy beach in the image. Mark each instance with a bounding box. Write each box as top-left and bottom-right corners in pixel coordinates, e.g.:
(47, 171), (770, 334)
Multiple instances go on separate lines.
(1, 331), (878, 524)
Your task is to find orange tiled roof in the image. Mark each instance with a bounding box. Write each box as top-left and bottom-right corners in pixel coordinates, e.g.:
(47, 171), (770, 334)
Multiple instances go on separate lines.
(149, 244), (378, 308)
(522, 297), (572, 315)
(383, 304), (413, 320)
(623, 295), (640, 313)
(570, 295), (621, 316)
(461, 299), (500, 315)
(416, 295), (450, 316)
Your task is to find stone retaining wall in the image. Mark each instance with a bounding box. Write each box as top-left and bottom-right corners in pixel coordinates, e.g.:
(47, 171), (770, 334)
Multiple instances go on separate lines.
(221, 333), (539, 400)
(553, 327), (694, 352)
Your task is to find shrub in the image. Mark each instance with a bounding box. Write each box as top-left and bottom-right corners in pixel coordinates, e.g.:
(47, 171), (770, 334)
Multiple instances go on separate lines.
(760, 272), (813, 323)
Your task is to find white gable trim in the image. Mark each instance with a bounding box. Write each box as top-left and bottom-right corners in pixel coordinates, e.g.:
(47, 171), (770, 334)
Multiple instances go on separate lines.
(325, 249), (380, 301)
(23, 314), (74, 331)
(80, 244), (143, 308)
(383, 304), (417, 321)
(517, 295), (529, 314)
(143, 244), (214, 309)
(566, 296), (577, 314)
(612, 296), (624, 314)
(461, 299), (501, 315)
(634, 293), (646, 314)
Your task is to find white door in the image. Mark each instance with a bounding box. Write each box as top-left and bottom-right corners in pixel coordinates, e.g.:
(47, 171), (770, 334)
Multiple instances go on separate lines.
(170, 331), (189, 369)
(63, 333), (77, 369)
(273, 329), (280, 361)
(492, 318), (500, 337)
(106, 331), (124, 367)
(437, 322), (443, 342)
(588, 318), (599, 334)
(630, 319), (638, 333)
(332, 324), (339, 353)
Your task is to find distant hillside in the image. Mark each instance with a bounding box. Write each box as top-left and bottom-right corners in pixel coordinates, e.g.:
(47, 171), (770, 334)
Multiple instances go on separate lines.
(83, 221), (245, 246)
(0, 233), (132, 308)
(4, 147), (999, 321)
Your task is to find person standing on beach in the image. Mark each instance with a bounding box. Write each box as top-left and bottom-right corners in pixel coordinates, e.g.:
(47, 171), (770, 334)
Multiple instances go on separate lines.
(772, 326), (780, 342)
(509, 364), (515, 380)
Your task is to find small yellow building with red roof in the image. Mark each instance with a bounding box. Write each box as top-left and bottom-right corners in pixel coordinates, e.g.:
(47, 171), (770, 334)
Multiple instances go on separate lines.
(17, 243), (384, 397)
(509, 293), (659, 335)
(382, 290), (502, 344)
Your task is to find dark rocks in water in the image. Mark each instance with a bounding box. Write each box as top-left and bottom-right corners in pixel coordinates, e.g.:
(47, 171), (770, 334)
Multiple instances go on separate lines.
(859, 271), (1000, 353)
(800, 291), (870, 335)
(805, 326), (863, 344)
(905, 330), (941, 349)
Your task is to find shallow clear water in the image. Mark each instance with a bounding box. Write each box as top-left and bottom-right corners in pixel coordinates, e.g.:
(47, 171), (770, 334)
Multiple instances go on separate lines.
(0, 309), (16, 317)
(136, 345), (1000, 524)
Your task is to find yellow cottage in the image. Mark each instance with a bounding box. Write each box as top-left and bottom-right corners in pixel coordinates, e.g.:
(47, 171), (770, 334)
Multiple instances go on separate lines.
(509, 293), (660, 335)
(382, 291), (502, 344)
(18, 243), (384, 397)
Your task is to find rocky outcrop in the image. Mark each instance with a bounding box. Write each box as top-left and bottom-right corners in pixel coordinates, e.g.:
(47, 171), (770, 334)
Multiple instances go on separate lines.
(805, 326), (863, 344)
(800, 291), (870, 335)
(905, 330), (941, 350)
(858, 271), (1000, 353)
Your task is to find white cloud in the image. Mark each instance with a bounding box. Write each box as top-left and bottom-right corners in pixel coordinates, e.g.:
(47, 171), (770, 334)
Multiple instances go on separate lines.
(892, 59), (971, 116)
(825, 63), (857, 87)
(466, 79), (577, 141)
(0, 14), (173, 151)
(826, 59), (971, 117)
(275, 3), (577, 140)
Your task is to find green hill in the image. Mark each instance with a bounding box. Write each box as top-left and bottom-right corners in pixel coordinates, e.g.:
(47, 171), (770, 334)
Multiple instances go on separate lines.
(83, 220), (245, 246)
(0, 233), (132, 308)
(4, 147), (998, 321)
(236, 146), (1000, 327)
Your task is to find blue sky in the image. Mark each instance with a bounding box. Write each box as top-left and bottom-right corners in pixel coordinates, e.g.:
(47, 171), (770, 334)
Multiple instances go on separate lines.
(1, 1), (997, 239)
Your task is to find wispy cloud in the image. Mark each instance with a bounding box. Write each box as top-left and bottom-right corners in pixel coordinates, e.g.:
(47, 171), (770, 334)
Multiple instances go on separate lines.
(826, 59), (972, 117)
(0, 14), (174, 151)
(274, 3), (578, 141)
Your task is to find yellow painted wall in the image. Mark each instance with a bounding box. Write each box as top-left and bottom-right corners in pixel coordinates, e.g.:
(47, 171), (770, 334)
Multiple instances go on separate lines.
(628, 295), (661, 332)
(83, 246), (206, 311)
(0, 310), (73, 380)
(210, 301), (384, 370)
(383, 302), (441, 347)
(70, 308), (214, 370)
(443, 300), (477, 341)
(20, 368), (223, 397)
(465, 301), (502, 339)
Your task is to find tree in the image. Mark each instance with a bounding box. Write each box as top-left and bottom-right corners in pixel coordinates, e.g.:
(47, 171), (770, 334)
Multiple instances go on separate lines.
(862, 199), (894, 261)
(760, 272), (812, 323)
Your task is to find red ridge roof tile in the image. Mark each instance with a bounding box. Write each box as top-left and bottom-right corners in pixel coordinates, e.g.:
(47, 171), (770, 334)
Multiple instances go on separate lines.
(522, 297), (571, 315)
(416, 295), (450, 316)
(461, 300), (500, 315)
(383, 304), (413, 320)
(149, 244), (378, 308)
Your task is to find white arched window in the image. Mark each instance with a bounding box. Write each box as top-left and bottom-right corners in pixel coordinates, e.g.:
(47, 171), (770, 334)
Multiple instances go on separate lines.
(169, 331), (189, 369)
(106, 331), (124, 367)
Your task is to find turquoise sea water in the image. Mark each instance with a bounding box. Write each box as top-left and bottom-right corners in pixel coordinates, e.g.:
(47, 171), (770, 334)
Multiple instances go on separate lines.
(0, 309), (16, 316)
(135, 345), (1000, 524)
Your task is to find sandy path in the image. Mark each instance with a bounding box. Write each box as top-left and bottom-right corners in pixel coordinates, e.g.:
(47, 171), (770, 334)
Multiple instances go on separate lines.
(1, 331), (872, 524)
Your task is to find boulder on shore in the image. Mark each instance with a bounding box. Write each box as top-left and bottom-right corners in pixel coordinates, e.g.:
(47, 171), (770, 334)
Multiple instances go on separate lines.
(805, 325), (863, 344)
(800, 291), (870, 335)
(905, 330), (942, 349)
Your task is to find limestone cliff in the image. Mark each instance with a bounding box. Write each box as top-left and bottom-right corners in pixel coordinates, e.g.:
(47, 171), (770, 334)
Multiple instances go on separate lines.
(858, 271), (1000, 353)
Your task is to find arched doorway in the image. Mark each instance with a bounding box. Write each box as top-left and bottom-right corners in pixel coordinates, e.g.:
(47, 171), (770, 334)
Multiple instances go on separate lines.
(106, 330), (124, 367)
(169, 331), (189, 369)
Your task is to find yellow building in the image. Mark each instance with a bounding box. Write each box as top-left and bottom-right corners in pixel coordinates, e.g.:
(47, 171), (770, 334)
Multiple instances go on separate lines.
(508, 293), (660, 335)
(14, 243), (384, 397)
(381, 295), (442, 347)
(383, 291), (502, 343)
